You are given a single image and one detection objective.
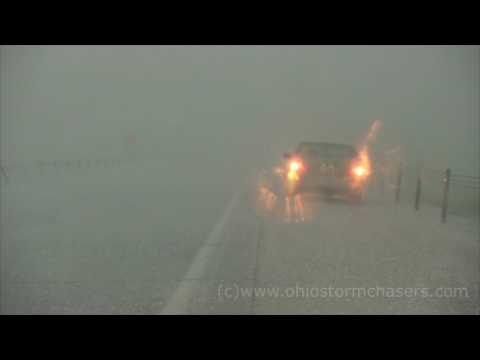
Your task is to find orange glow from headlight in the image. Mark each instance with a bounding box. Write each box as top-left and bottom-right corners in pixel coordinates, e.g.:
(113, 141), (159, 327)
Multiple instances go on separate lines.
(351, 147), (371, 180)
(358, 147), (371, 176)
(287, 159), (303, 181)
(353, 165), (366, 177)
(289, 160), (301, 172)
(353, 119), (381, 181)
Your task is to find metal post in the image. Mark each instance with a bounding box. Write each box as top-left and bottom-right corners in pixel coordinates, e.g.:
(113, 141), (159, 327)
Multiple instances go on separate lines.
(414, 176), (422, 211)
(395, 165), (402, 204)
(441, 168), (451, 224)
(0, 164), (8, 184)
(414, 164), (422, 211)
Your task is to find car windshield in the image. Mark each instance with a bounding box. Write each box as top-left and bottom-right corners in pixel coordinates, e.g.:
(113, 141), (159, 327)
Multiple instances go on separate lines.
(1, 46), (479, 315)
(297, 143), (357, 160)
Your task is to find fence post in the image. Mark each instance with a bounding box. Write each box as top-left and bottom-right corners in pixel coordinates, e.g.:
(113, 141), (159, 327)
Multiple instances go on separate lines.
(414, 164), (423, 211)
(414, 170), (422, 211)
(0, 164), (8, 184)
(441, 168), (451, 224)
(395, 165), (402, 204)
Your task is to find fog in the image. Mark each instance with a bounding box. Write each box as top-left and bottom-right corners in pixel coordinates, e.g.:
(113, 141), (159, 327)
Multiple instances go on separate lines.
(2, 46), (478, 174)
(1, 45), (478, 314)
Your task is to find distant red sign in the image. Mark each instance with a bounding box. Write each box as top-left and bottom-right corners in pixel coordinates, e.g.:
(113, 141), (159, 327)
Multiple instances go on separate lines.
(127, 134), (136, 145)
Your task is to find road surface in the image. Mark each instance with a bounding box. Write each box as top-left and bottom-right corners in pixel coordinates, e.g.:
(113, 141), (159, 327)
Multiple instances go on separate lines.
(1, 163), (478, 314)
(163, 183), (479, 314)
(1, 160), (234, 314)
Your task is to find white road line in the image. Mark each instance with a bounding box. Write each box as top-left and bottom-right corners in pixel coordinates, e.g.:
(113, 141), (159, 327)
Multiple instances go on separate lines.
(161, 189), (242, 314)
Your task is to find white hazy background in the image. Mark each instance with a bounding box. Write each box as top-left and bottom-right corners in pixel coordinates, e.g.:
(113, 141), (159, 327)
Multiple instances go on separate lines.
(1, 46), (478, 175)
(0, 45), (478, 314)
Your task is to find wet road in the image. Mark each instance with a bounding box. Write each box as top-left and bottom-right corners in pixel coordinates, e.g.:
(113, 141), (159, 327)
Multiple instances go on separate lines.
(1, 164), (478, 314)
(163, 185), (479, 314)
(1, 160), (234, 314)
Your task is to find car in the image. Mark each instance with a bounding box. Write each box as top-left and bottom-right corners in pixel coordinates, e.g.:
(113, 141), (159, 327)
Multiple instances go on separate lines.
(280, 142), (371, 202)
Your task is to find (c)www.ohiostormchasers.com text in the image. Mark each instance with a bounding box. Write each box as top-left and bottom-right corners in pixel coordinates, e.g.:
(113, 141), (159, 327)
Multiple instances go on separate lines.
(217, 283), (470, 301)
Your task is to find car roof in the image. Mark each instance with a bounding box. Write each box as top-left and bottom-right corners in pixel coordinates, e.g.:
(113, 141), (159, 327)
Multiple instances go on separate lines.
(296, 142), (355, 149)
(295, 142), (358, 158)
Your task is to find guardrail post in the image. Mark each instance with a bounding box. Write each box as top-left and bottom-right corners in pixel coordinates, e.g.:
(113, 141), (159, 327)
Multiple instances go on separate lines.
(0, 165), (8, 184)
(414, 171), (422, 211)
(441, 168), (451, 224)
(395, 165), (402, 204)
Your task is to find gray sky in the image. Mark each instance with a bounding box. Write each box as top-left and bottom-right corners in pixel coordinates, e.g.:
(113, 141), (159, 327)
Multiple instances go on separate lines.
(1, 45), (478, 177)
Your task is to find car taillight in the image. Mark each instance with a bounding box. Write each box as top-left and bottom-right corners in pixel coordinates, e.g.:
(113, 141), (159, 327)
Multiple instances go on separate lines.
(289, 160), (302, 172)
(353, 165), (366, 177)
(351, 163), (369, 179)
(287, 159), (303, 181)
